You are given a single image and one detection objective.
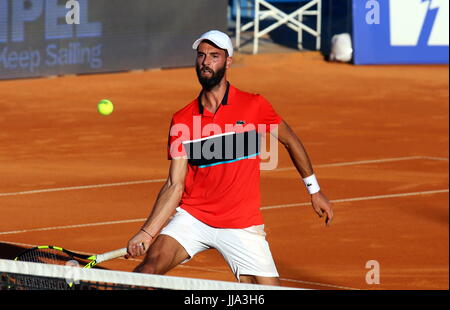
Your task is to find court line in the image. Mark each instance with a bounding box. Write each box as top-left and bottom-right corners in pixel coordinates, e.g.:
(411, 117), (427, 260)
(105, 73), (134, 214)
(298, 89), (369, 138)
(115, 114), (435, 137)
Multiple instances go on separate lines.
(0, 156), (447, 198)
(169, 265), (361, 290)
(0, 189), (447, 236)
(0, 218), (147, 236)
(0, 179), (167, 197)
(0, 240), (360, 290)
(420, 156), (449, 161)
(278, 277), (360, 290)
(270, 155), (448, 172)
(260, 189), (449, 210)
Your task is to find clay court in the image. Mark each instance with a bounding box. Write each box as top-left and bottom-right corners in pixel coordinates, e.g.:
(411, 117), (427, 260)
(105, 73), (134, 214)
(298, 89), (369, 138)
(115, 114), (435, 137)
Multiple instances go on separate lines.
(0, 51), (448, 290)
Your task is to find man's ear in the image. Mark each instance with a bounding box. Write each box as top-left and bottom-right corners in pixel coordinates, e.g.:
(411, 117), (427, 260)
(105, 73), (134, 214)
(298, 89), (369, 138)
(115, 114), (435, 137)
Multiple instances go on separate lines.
(226, 56), (233, 69)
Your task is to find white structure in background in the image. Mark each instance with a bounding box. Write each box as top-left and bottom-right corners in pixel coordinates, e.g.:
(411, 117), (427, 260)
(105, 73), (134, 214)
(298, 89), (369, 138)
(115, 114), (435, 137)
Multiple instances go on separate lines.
(329, 33), (353, 62)
(235, 0), (322, 54)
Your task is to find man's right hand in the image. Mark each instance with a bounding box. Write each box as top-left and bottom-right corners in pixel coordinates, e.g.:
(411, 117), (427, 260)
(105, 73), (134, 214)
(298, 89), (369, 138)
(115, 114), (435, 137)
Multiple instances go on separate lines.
(125, 230), (153, 259)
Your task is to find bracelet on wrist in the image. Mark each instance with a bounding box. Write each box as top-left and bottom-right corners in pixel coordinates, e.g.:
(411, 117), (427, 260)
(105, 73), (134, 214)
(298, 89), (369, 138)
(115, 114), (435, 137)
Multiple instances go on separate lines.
(140, 228), (154, 238)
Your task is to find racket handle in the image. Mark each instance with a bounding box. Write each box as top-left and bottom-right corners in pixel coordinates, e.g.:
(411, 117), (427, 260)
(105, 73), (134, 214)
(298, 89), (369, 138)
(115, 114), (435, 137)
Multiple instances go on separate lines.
(95, 247), (128, 264)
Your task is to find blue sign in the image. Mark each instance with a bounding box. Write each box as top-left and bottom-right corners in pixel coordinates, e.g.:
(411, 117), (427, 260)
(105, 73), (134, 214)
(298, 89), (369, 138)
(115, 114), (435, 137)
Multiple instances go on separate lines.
(0, 0), (228, 80)
(0, 0), (103, 75)
(352, 0), (448, 64)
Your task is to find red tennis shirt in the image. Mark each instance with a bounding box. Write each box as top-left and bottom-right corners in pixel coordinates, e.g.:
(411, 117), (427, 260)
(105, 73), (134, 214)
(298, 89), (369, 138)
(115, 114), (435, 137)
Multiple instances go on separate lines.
(168, 83), (282, 228)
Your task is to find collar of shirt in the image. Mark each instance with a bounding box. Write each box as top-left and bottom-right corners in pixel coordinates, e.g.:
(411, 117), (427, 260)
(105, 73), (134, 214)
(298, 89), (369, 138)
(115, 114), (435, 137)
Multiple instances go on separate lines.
(196, 82), (231, 117)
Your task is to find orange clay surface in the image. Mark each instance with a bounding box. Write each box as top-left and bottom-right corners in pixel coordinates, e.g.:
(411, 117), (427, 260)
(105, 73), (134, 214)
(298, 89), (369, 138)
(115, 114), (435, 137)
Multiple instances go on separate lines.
(0, 52), (448, 290)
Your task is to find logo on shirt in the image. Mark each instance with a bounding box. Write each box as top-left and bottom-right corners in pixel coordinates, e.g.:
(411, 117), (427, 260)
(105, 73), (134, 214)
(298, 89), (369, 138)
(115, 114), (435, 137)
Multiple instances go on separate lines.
(236, 120), (246, 125)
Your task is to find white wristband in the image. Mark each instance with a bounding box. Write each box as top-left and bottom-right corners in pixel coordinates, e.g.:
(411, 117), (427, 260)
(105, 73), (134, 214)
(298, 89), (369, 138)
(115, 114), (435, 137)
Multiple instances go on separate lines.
(303, 174), (320, 194)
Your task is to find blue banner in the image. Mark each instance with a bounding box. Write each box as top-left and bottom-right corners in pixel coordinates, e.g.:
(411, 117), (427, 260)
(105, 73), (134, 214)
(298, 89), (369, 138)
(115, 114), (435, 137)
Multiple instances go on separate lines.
(0, 0), (228, 80)
(352, 0), (448, 64)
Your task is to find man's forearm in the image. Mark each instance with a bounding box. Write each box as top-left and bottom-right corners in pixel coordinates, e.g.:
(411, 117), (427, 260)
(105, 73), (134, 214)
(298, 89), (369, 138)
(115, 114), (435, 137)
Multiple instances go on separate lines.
(274, 120), (315, 178)
(141, 182), (184, 237)
(282, 132), (314, 178)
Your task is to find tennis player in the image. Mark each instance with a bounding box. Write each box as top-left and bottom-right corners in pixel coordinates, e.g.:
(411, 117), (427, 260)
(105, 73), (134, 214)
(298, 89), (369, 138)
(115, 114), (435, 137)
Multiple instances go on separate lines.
(126, 30), (333, 286)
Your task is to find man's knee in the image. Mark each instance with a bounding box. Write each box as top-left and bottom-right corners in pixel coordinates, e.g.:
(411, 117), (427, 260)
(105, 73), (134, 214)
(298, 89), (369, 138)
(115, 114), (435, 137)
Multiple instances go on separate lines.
(134, 235), (189, 275)
(136, 249), (167, 274)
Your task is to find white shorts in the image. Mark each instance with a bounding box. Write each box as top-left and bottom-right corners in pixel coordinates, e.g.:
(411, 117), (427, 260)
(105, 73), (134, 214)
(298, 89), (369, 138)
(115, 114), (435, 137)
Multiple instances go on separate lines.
(160, 208), (279, 280)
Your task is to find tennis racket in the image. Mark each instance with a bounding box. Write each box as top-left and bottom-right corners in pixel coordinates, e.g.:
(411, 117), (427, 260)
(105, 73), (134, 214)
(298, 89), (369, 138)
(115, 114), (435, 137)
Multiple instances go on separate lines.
(14, 245), (128, 268)
(10, 245), (128, 289)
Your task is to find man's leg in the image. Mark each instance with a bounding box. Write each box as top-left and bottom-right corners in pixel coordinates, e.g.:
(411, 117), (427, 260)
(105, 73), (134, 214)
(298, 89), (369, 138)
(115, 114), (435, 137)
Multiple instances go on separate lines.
(240, 275), (281, 286)
(134, 234), (190, 274)
(216, 225), (280, 286)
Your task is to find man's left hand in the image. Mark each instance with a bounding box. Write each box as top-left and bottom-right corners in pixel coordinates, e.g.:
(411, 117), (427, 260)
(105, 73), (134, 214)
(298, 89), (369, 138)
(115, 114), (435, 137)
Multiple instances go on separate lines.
(311, 191), (334, 226)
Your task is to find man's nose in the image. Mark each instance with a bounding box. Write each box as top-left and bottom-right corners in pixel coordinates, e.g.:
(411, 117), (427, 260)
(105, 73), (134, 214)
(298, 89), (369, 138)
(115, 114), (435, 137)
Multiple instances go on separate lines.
(202, 55), (211, 66)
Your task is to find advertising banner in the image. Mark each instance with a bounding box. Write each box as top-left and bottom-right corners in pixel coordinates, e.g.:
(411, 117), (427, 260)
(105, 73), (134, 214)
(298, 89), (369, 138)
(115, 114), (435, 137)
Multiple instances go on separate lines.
(352, 0), (448, 64)
(0, 0), (227, 79)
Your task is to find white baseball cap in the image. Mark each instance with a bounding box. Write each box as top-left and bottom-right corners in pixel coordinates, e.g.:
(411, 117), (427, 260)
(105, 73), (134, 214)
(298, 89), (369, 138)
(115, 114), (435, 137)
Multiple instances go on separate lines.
(192, 30), (233, 57)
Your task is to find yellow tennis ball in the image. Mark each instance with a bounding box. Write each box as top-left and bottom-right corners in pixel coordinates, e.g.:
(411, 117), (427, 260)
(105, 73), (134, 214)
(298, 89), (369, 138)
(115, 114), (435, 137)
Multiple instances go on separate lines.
(97, 99), (114, 116)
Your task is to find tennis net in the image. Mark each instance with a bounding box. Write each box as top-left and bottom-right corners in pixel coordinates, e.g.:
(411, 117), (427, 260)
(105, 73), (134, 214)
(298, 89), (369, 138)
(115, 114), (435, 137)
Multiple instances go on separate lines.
(0, 259), (299, 290)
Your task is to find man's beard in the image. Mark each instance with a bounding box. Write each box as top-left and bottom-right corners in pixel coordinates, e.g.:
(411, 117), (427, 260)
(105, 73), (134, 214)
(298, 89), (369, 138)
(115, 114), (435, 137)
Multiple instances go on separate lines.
(196, 63), (226, 91)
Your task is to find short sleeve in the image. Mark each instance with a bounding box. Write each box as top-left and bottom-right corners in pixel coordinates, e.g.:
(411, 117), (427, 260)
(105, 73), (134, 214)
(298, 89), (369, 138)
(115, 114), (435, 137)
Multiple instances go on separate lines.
(257, 95), (282, 132)
(167, 117), (189, 160)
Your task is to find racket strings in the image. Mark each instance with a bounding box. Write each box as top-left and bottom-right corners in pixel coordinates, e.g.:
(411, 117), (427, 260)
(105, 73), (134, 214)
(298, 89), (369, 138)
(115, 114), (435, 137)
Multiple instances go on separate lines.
(16, 248), (75, 266)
